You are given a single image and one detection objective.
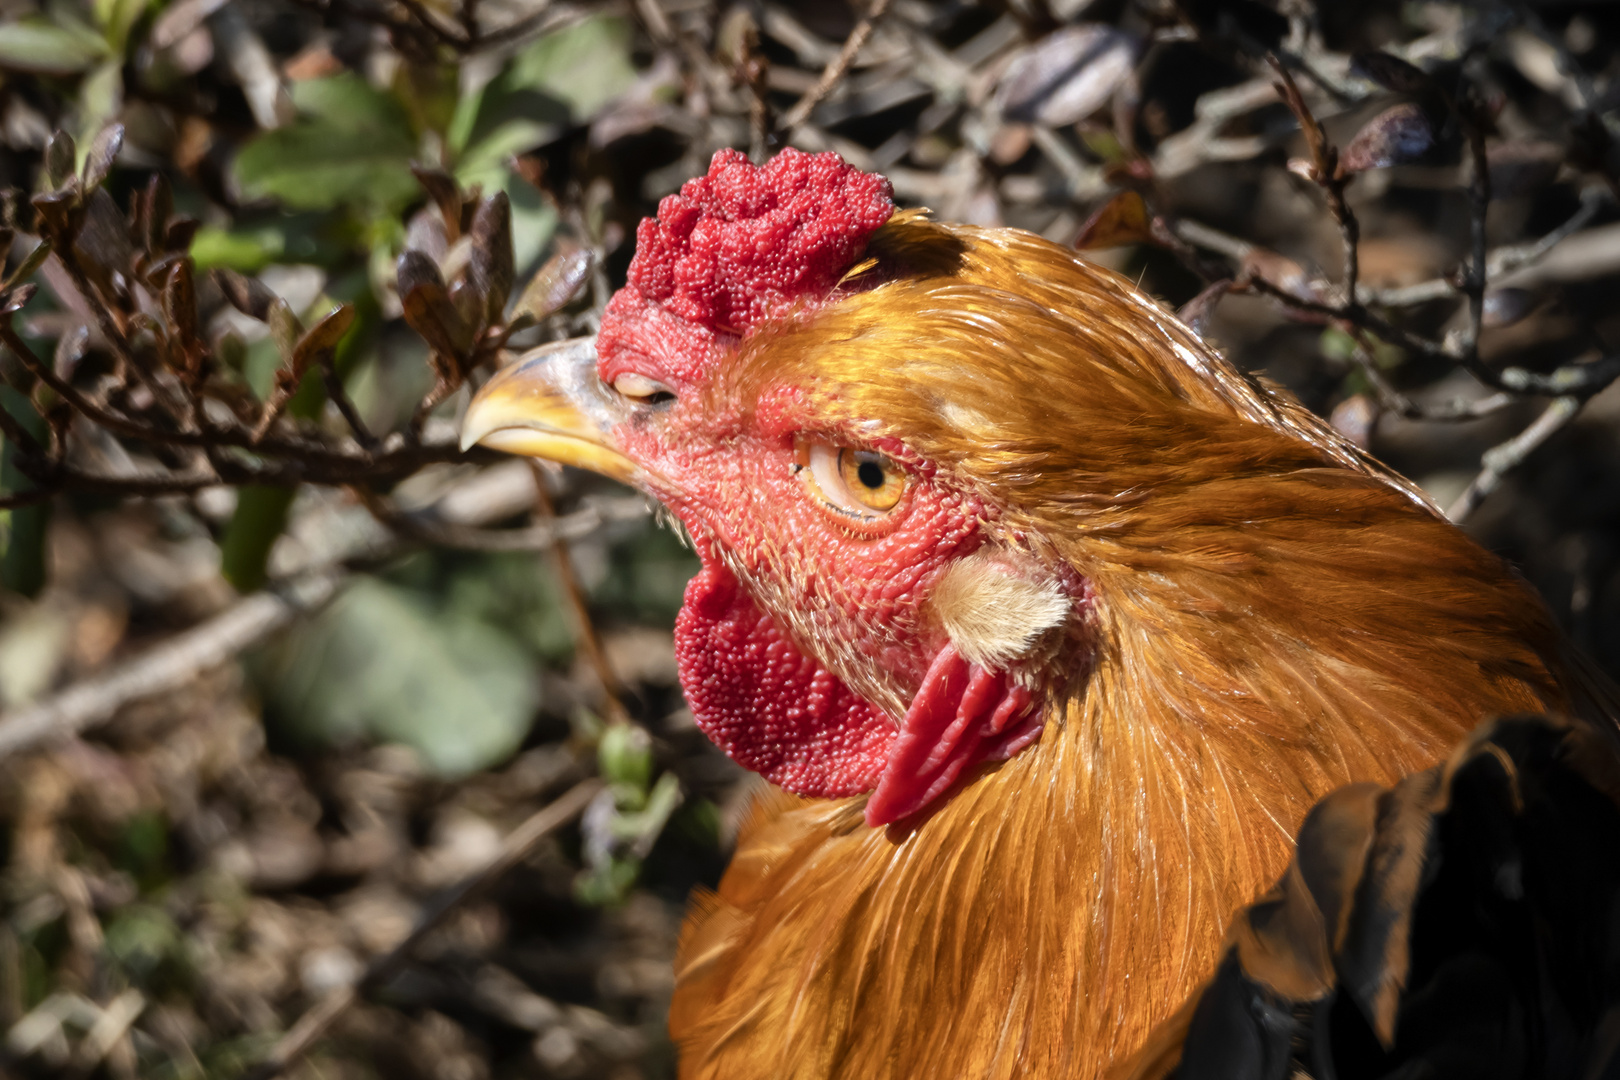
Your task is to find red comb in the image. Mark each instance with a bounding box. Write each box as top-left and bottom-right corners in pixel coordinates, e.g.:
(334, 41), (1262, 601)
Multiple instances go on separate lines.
(597, 149), (894, 383)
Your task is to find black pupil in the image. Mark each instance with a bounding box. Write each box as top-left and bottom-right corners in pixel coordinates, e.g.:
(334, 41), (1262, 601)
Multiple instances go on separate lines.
(856, 458), (885, 490)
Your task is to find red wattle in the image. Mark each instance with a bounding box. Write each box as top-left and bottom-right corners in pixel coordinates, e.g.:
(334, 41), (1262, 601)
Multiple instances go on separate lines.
(674, 561), (896, 797)
(673, 560), (1044, 826)
(863, 644), (1042, 827)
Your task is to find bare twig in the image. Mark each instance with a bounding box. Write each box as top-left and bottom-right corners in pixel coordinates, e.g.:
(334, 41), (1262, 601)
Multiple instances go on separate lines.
(531, 465), (631, 726)
(0, 489), (630, 758)
(778, 0), (895, 132)
(1447, 395), (1581, 521)
(242, 778), (603, 1080)
(1362, 188), (1610, 306)
(0, 570), (343, 759)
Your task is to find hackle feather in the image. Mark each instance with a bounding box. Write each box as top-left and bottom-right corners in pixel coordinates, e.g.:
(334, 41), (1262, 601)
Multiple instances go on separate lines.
(671, 217), (1580, 1078)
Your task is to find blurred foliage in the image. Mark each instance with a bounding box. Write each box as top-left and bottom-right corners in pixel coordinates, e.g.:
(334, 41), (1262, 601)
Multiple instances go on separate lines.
(0, 0), (1616, 1076)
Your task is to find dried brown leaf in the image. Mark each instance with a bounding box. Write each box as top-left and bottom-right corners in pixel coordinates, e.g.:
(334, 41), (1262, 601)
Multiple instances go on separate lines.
(268, 298), (302, 364)
(468, 192), (514, 326)
(0, 282), (37, 315)
(1074, 190), (1153, 250)
(163, 217), (200, 254)
(44, 131), (76, 191)
(996, 25), (1140, 127)
(214, 268), (277, 321)
(162, 259), (198, 346)
(83, 123), (124, 191)
(398, 250), (470, 361)
(30, 190), (79, 240)
(412, 165), (464, 242)
(140, 173), (173, 254)
(293, 303), (356, 366)
(1340, 104), (1433, 173)
(1482, 287), (1536, 329)
(514, 248), (594, 323)
(2, 240), (51, 292)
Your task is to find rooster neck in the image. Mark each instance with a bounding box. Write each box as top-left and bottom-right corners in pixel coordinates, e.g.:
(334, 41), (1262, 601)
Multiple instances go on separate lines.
(669, 479), (1574, 1080)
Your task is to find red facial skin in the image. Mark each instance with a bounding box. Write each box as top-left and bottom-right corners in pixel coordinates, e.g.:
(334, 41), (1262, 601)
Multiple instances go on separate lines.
(595, 149), (1049, 825)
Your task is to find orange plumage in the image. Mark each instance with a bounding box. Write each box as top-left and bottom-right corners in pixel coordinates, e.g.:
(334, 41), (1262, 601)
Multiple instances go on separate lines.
(461, 152), (1612, 1078)
(667, 215), (1594, 1078)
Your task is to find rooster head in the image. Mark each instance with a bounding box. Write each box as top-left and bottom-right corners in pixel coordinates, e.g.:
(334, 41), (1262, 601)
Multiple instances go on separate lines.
(460, 148), (1365, 827)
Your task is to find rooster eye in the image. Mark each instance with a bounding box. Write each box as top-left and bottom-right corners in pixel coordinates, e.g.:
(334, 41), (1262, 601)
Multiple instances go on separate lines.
(798, 439), (907, 519)
(611, 372), (675, 404)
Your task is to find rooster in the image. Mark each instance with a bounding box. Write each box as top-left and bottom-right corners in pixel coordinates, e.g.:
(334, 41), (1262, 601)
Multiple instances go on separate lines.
(460, 149), (1620, 1078)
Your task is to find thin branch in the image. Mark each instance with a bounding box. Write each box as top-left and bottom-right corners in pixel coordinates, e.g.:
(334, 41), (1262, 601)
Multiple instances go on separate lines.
(531, 465), (631, 726)
(1447, 395), (1581, 521)
(242, 778), (603, 1080)
(778, 0), (894, 131)
(0, 570), (342, 758)
(319, 354), (378, 451)
(1362, 188), (1609, 307)
(0, 478), (626, 758)
(360, 489), (649, 552)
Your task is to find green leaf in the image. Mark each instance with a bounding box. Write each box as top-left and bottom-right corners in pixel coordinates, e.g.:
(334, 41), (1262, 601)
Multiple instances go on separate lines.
(232, 74), (419, 212)
(219, 485), (296, 593)
(255, 577), (540, 777)
(189, 224), (285, 272)
(450, 16), (633, 161)
(95, 0), (153, 53)
(503, 16), (637, 123)
(0, 17), (109, 75)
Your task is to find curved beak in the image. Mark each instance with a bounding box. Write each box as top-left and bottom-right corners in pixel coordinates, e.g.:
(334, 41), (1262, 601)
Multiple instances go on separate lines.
(460, 337), (639, 485)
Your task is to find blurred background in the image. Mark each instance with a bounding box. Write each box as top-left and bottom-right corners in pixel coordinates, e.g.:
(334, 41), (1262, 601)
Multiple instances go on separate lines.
(0, 0), (1616, 1076)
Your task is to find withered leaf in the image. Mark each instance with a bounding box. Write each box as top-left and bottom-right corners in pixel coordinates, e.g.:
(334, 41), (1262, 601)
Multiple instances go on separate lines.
(163, 260), (208, 381)
(268, 298), (302, 364)
(468, 192), (514, 326)
(162, 259), (199, 345)
(44, 130), (76, 191)
(214, 268), (277, 321)
(1339, 104), (1433, 173)
(412, 165), (464, 242)
(398, 250), (470, 360)
(163, 216), (200, 253)
(514, 247), (594, 323)
(2, 240), (51, 292)
(448, 278), (483, 343)
(1074, 190), (1153, 250)
(83, 123), (124, 191)
(30, 190), (79, 240)
(1482, 287), (1536, 329)
(72, 189), (135, 294)
(396, 248), (445, 299)
(0, 282), (37, 316)
(293, 303), (356, 367)
(141, 173), (173, 254)
(1350, 51), (1431, 94)
(996, 25), (1141, 128)
(1176, 279), (1232, 338)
